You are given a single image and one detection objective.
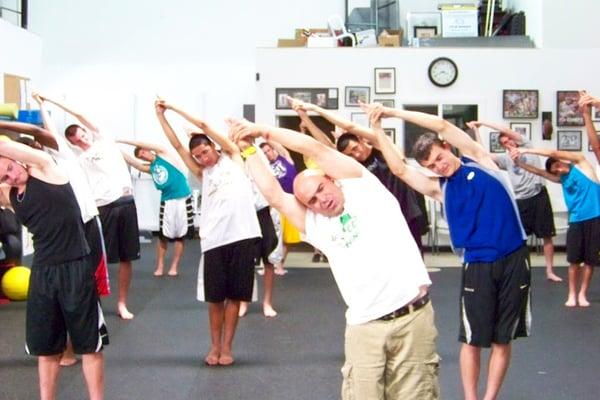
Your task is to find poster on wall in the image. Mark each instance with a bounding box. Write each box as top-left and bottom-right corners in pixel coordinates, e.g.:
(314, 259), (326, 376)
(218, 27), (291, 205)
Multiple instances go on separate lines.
(275, 88), (338, 110)
(556, 91), (584, 127)
(502, 89), (538, 119)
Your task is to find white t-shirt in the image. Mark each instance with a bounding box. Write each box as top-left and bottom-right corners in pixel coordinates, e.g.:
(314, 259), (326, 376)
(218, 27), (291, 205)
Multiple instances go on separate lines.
(199, 155), (261, 252)
(46, 135), (98, 223)
(303, 168), (431, 325)
(78, 137), (133, 206)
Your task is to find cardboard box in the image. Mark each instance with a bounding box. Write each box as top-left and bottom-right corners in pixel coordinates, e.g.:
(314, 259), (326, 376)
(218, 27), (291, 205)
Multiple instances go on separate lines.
(378, 29), (403, 47)
(277, 38), (306, 48)
(441, 5), (478, 38)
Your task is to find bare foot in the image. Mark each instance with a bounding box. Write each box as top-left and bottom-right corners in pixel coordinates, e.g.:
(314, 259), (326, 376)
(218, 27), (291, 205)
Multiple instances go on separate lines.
(153, 269), (164, 277)
(263, 304), (278, 318)
(167, 270), (178, 277)
(274, 268), (288, 276)
(578, 296), (590, 307)
(238, 302), (248, 317)
(218, 353), (234, 366)
(204, 350), (220, 366)
(59, 356), (78, 367)
(546, 273), (562, 282)
(565, 297), (577, 307)
(117, 304), (134, 320)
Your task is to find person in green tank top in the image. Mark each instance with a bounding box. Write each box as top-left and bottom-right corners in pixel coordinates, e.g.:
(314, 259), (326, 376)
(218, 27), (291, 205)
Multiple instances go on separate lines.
(120, 139), (193, 277)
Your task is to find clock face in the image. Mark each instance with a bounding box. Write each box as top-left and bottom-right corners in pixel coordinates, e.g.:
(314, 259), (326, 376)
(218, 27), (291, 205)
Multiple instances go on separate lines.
(428, 57), (458, 87)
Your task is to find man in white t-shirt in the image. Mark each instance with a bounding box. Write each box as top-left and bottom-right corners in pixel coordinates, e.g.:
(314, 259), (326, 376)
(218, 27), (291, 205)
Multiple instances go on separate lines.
(228, 119), (439, 400)
(41, 95), (140, 320)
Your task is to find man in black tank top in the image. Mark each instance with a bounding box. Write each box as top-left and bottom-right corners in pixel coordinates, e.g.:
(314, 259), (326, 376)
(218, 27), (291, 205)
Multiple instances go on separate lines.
(0, 138), (107, 400)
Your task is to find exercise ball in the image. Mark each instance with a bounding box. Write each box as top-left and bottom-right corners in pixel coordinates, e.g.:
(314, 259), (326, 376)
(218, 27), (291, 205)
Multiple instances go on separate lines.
(1, 266), (30, 301)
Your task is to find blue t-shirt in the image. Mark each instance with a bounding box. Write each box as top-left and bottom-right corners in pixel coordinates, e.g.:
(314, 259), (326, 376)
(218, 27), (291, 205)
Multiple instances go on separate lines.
(440, 157), (526, 263)
(561, 164), (600, 223)
(150, 155), (191, 202)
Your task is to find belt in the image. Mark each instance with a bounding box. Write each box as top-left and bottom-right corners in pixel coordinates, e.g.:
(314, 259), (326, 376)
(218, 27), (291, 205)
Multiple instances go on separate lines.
(377, 293), (430, 321)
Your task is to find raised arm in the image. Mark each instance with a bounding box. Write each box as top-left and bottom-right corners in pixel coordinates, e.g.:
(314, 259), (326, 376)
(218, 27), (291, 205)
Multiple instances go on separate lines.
(367, 105), (443, 202)
(372, 105), (496, 170)
(292, 103), (335, 149)
(121, 151), (151, 174)
(155, 101), (203, 177)
(228, 118), (362, 181)
(510, 149), (560, 183)
(289, 96), (379, 147)
(518, 146), (585, 163)
(40, 94), (100, 137)
(0, 120), (58, 151)
(473, 120), (523, 144)
(116, 139), (167, 155)
(265, 139), (293, 163)
(0, 139), (55, 169)
(579, 92), (600, 163)
(160, 100), (240, 159)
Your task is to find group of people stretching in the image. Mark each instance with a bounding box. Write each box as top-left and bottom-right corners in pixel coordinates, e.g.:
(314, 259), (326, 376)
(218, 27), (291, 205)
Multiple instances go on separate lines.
(1, 88), (599, 400)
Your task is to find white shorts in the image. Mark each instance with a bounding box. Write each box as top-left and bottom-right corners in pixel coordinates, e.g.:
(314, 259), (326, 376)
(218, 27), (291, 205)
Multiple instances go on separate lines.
(159, 196), (194, 240)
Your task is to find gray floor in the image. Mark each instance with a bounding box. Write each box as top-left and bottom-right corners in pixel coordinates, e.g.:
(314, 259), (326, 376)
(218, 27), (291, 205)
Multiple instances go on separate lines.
(1, 242), (600, 400)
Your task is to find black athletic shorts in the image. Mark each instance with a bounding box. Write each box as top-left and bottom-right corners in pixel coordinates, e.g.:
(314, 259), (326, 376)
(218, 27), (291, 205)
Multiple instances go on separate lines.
(516, 187), (556, 238)
(26, 256), (109, 356)
(255, 207), (278, 265)
(459, 245), (531, 348)
(203, 238), (259, 302)
(566, 216), (600, 266)
(98, 196), (141, 263)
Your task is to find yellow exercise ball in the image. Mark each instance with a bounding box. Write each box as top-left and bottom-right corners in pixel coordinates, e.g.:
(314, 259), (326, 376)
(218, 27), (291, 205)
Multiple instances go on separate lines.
(1, 266), (31, 301)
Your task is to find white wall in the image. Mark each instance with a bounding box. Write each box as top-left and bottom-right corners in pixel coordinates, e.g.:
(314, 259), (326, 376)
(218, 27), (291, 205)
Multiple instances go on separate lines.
(542, 0), (600, 48)
(256, 46), (600, 231)
(506, 0), (543, 47)
(0, 19), (42, 102)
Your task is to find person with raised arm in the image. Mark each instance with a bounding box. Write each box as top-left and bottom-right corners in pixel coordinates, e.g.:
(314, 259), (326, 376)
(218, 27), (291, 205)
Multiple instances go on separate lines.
(227, 118), (438, 400)
(154, 99), (262, 366)
(0, 137), (107, 400)
(119, 139), (193, 277)
(289, 96), (428, 255)
(364, 102), (530, 400)
(39, 94), (139, 320)
(578, 91), (600, 170)
(509, 145), (600, 308)
(468, 119), (561, 282)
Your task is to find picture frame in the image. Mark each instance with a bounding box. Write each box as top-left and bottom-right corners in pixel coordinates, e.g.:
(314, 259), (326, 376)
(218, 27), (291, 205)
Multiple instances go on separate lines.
(383, 128), (396, 144)
(406, 11), (442, 46)
(275, 88), (339, 110)
(592, 106), (600, 121)
(502, 89), (538, 119)
(557, 130), (582, 151)
(541, 111), (553, 141)
(374, 99), (395, 108)
(374, 68), (395, 94)
(414, 26), (438, 40)
(489, 131), (504, 153)
(345, 86), (370, 107)
(589, 133), (600, 151)
(510, 122), (532, 139)
(350, 112), (369, 127)
(557, 91), (584, 126)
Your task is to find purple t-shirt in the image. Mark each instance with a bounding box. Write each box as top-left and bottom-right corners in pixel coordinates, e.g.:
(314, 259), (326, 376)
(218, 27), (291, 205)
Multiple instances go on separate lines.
(270, 155), (297, 194)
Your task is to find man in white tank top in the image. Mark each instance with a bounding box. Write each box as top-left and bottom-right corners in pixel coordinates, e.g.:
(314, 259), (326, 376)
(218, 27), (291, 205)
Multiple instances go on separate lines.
(228, 119), (439, 400)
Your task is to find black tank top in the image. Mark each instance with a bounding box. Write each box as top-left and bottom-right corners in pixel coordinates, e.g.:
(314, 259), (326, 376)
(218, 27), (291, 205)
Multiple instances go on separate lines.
(10, 175), (89, 266)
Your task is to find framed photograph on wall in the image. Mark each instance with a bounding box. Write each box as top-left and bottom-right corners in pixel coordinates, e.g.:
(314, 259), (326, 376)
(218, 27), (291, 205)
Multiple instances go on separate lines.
(557, 130), (582, 151)
(542, 111), (553, 141)
(374, 68), (396, 94)
(275, 88), (339, 110)
(414, 26), (438, 40)
(557, 91), (584, 126)
(592, 106), (600, 121)
(502, 89), (538, 119)
(350, 112), (369, 127)
(383, 128), (396, 144)
(510, 122), (531, 139)
(345, 86), (370, 107)
(374, 99), (395, 108)
(489, 131), (504, 153)
(589, 133), (600, 151)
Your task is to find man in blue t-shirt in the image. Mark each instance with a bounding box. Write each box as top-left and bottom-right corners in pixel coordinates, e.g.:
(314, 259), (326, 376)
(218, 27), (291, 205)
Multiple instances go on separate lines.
(511, 146), (600, 308)
(364, 103), (530, 400)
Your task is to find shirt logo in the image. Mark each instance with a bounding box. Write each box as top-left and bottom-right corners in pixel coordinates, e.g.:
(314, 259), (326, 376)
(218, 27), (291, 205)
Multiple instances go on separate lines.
(467, 171), (475, 180)
(152, 165), (169, 185)
(330, 212), (359, 248)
